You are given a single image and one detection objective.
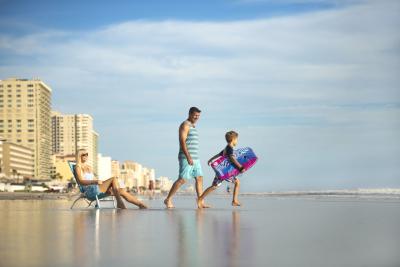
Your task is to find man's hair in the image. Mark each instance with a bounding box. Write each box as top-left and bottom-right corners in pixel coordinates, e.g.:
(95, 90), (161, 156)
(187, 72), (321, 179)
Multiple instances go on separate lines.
(225, 131), (239, 143)
(189, 107), (201, 114)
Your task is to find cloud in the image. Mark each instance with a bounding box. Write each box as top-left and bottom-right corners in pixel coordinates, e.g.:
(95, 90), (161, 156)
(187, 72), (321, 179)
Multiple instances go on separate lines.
(0, 0), (399, 190)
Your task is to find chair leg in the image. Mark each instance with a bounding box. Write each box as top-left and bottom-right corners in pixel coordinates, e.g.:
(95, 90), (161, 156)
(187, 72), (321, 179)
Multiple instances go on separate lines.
(95, 195), (101, 209)
(70, 196), (83, 209)
(113, 196), (116, 208)
(87, 200), (94, 207)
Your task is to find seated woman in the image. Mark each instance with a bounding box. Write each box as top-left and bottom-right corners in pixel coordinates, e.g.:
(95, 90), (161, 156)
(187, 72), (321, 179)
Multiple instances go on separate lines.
(75, 149), (147, 209)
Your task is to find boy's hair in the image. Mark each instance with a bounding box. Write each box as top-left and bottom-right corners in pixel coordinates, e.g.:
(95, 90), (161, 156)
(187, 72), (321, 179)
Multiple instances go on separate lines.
(189, 106), (201, 114)
(225, 131), (239, 143)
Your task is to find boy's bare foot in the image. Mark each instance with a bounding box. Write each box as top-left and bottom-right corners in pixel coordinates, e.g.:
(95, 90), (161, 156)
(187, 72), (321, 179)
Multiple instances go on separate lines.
(164, 198), (174, 209)
(232, 201), (241, 207)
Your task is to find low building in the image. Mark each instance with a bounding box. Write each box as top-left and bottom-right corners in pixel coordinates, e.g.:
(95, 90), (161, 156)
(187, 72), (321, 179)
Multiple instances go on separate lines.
(51, 154), (75, 182)
(0, 139), (34, 179)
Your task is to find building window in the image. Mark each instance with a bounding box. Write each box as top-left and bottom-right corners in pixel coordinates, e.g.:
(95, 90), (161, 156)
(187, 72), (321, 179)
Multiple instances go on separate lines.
(7, 85), (11, 88)
(17, 84), (21, 88)
(28, 94), (34, 97)
(28, 139), (34, 142)
(28, 89), (34, 92)
(28, 129), (34, 132)
(17, 139), (22, 142)
(28, 84), (34, 87)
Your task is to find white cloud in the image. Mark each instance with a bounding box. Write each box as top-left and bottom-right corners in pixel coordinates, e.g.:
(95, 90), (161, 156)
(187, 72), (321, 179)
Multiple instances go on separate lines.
(0, 0), (399, 190)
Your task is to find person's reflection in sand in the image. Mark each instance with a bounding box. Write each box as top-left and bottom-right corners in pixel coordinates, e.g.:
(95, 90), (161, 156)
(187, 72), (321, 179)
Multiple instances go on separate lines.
(228, 210), (240, 267)
(73, 211), (94, 267)
(167, 210), (202, 267)
(195, 209), (247, 267)
(73, 210), (118, 267)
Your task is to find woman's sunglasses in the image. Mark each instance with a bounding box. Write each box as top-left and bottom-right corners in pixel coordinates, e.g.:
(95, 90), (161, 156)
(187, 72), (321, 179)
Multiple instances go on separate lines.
(81, 153), (89, 157)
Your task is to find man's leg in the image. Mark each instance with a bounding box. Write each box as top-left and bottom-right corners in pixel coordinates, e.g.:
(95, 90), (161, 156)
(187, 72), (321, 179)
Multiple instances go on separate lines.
(197, 184), (217, 208)
(164, 178), (186, 208)
(195, 176), (203, 198)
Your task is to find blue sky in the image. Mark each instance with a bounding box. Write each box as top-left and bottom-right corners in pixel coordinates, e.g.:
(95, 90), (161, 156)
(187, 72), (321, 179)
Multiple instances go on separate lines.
(1, 0), (399, 192)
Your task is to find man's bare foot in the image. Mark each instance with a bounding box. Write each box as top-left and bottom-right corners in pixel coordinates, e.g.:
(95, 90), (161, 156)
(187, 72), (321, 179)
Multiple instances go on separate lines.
(201, 200), (211, 208)
(164, 198), (174, 209)
(232, 201), (241, 207)
(197, 198), (203, 209)
(197, 199), (212, 209)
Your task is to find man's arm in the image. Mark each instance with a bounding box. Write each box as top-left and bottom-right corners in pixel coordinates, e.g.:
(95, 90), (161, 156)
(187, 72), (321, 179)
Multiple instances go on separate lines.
(179, 122), (193, 165)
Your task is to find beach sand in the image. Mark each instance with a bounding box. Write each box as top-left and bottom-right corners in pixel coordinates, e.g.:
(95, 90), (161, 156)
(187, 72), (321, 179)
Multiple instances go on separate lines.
(0, 195), (399, 267)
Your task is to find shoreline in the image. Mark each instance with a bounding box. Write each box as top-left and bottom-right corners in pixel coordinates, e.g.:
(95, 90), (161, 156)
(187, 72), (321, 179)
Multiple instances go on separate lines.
(1, 190), (400, 200)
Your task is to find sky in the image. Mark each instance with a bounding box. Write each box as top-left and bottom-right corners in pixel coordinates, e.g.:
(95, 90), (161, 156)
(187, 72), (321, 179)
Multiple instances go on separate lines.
(0, 0), (399, 192)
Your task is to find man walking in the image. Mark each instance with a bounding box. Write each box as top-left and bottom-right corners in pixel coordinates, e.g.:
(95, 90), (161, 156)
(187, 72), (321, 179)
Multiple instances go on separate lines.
(164, 107), (207, 208)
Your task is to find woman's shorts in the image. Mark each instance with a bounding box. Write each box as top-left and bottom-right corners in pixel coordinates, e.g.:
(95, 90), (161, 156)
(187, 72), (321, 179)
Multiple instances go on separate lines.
(178, 158), (203, 179)
(83, 185), (107, 201)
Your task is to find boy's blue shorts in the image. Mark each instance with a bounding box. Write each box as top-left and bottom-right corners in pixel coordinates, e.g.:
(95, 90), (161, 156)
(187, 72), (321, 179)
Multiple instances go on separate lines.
(178, 159), (203, 179)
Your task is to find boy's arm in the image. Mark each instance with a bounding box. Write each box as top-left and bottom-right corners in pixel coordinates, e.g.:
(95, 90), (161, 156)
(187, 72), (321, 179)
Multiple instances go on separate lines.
(208, 152), (221, 165)
(228, 155), (245, 172)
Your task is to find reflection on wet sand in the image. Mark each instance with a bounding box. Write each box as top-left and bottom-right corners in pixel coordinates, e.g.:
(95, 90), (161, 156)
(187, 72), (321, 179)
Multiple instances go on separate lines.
(1, 197), (398, 267)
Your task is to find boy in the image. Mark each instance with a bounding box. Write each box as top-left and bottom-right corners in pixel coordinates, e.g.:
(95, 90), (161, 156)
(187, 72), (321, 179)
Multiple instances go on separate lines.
(197, 131), (244, 208)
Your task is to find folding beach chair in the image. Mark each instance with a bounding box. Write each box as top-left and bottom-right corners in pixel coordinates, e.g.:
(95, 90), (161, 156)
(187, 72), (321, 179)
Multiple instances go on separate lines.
(68, 161), (116, 209)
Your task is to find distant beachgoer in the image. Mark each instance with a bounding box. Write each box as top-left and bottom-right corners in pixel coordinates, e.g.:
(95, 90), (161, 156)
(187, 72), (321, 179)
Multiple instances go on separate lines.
(75, 149), (147, 209)
(197, 131), (244, 208)
(164, 107), (208, 208)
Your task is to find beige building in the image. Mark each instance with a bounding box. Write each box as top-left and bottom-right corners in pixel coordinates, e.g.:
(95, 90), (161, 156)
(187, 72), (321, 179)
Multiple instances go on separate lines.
(0, 139), (34, 179)
(92, 131), (99, 177)
(111, 160), (120, 177)
(52, 112), (98, 175)
(50, 154), (75, 182)
(0, 78), (52, 179)
(121, 161), (156, 190)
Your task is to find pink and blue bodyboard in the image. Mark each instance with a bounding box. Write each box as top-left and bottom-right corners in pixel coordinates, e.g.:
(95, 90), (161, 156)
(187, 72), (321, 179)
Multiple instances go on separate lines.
(210, 147), (258, 180)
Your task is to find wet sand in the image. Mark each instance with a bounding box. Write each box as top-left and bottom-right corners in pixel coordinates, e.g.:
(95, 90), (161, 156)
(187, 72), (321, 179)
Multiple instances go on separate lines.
(0, 195), (399, 267)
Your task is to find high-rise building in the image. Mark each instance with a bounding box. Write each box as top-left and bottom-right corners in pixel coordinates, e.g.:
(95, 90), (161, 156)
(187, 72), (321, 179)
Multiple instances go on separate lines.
(97, 153), (111, 180)
(92, 131), (99, 176)
(51, 112), (98, 174)
(111, 160), (120, 177)
(0, 78), (52, 179)
(0, 139), (34, 179)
